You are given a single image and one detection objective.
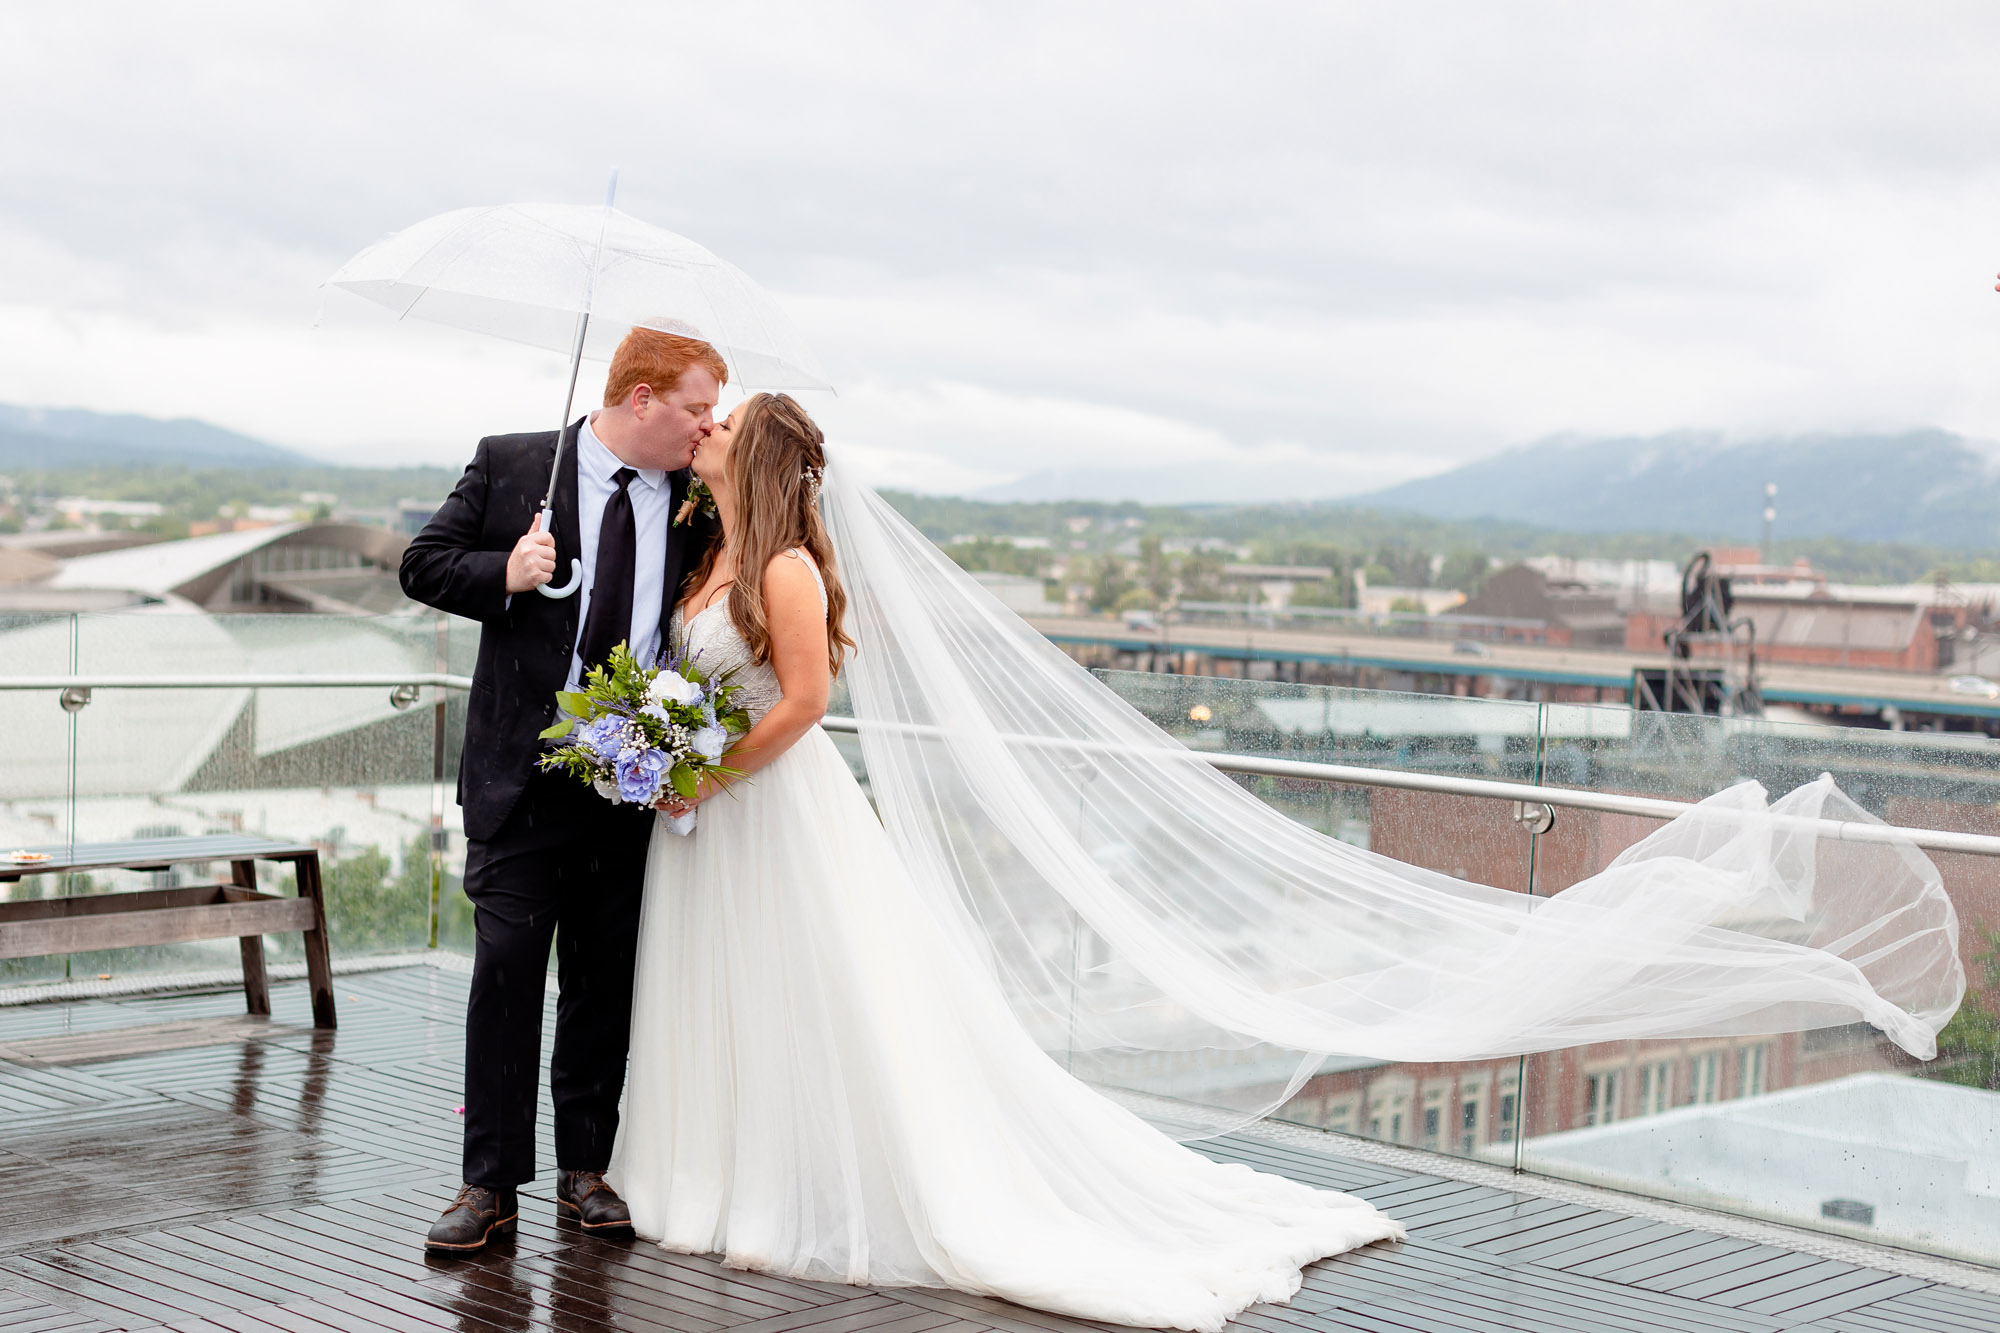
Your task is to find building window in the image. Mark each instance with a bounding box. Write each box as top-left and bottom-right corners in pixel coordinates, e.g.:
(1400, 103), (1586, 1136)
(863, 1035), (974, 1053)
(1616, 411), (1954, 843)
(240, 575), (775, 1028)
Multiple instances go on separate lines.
(1691, 1051), (1720, 1104)
(1638, 1061), (1672, 1115)
(1496, 1091), (1517, 1144)
(1738, 1044), (1768, 1099)
(1584, 1069), (1622, 1127)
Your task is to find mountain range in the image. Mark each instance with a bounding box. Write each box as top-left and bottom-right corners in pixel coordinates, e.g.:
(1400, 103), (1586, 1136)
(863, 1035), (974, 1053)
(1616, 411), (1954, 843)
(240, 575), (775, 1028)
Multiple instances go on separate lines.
(4, 404), (1994, 552)
(1353, 429), (2000, 549)
(0, 405), (311, 470)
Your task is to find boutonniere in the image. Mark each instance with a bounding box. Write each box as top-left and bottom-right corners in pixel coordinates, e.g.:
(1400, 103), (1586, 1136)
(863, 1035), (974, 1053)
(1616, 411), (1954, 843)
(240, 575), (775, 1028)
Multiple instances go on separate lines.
(674, 478), (717, 527)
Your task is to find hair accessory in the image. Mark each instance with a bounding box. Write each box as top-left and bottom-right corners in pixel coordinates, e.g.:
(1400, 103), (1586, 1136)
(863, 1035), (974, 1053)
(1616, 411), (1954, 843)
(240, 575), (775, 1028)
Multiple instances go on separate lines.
(802, 465), (825, 504)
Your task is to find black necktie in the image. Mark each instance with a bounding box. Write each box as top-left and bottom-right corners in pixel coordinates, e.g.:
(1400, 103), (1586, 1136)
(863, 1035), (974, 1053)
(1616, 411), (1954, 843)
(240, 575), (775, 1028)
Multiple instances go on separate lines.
(577, 467), (638, 673)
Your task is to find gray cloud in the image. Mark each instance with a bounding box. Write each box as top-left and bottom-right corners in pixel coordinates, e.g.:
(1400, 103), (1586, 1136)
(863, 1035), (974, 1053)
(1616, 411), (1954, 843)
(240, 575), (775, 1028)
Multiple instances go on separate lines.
(2, 2), (1998, 495)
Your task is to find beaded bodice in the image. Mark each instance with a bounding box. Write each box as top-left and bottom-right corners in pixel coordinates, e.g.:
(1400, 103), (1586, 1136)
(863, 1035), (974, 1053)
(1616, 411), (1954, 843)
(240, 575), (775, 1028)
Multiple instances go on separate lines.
(670, 550), (827, 725)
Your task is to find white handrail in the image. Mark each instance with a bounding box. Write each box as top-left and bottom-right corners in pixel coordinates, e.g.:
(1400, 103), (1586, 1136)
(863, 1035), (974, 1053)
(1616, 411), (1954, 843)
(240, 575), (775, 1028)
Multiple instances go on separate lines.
(815, 715), (2000, 859)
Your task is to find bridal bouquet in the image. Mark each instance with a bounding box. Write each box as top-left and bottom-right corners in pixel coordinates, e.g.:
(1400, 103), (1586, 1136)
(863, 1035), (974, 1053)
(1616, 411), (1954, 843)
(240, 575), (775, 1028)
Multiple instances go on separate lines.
(537, 642), (749, 835)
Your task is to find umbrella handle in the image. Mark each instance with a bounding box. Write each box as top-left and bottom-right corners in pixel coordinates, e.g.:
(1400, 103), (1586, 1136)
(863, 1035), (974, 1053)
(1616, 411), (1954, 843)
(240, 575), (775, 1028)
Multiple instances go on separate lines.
(535, 505), (583, 599)
(539, 560), (583, 599)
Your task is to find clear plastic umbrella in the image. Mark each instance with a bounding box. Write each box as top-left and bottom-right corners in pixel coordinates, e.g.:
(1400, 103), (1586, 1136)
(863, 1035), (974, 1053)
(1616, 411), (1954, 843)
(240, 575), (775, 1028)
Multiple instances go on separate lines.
(327, 176), (830, 596)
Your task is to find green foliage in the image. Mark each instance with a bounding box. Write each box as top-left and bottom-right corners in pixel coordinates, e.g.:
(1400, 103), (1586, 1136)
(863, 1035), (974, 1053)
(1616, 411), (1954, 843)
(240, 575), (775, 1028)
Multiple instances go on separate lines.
(319, 835), (433, 954)
(1137, 536), (1173, 605)
(1286, 577), (1350, 609)
(1082, 556), (1134, 613)
(1935, 925), (2000, 1091)
(1175, 549), (1228, 603)
(1437, 549), (1492, 595)
(1388, 596), (1428, 614)
(941, 537), (1051, 578)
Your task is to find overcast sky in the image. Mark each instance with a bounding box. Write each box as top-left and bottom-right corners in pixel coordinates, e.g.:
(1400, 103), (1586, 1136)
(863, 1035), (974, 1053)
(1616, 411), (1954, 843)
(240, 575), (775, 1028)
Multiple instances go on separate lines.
(3, 2), (1998, 500)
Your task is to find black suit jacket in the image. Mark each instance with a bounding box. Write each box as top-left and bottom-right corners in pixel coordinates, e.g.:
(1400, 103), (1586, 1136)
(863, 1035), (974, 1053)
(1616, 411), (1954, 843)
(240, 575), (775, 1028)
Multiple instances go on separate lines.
(400, 418), (716, 842)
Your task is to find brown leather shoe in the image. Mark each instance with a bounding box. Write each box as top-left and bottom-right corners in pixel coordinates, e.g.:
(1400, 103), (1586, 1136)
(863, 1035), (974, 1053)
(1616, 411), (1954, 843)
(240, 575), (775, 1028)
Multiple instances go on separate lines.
(556, 1169), (633, 1236)
(425, 1183), (518, 1252)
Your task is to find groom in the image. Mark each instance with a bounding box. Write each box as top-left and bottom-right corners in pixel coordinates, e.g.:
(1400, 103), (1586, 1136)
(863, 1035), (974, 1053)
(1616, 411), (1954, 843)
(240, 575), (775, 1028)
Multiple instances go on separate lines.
(400, 326), (725, 1252)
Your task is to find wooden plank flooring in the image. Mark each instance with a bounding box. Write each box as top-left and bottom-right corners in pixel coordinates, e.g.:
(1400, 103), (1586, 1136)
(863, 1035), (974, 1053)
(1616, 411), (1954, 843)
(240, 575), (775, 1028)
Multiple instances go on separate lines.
(1, 966), (1995, 1333)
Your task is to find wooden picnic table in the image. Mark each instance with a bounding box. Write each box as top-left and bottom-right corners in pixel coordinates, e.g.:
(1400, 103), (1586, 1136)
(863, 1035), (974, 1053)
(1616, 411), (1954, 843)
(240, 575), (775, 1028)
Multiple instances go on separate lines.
(0, 834), (335, 1028)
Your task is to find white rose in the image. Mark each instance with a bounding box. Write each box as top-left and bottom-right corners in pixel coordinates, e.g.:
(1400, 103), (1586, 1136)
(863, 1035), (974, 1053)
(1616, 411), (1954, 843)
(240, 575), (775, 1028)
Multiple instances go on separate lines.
(691, 725), (729, 762)
(647, 670), (703, 707)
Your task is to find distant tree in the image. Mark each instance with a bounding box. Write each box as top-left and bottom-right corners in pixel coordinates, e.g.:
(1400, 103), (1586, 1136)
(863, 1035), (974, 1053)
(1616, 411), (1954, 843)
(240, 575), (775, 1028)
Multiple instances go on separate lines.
(1437, 549), (1493, 595)
(1176, 549), (1228, 603)
(1077, 556), (1134, 613)
(1138, 536), (1173, 606)
(942, 537), (1051, 579)
(1388, 596), (1427, 614)
(1287, 578), (1348, 609)
(316, 836), (432, 955)
(1371, 545), (1432, 587)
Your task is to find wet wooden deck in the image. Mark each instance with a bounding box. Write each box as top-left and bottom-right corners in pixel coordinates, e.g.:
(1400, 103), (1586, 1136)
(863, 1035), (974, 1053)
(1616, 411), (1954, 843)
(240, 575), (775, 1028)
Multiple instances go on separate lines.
(1, 966), (1995, 1333)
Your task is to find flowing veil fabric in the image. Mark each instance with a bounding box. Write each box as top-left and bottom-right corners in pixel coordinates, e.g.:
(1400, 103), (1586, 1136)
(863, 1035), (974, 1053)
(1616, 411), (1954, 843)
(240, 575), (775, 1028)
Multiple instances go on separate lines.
(818, 454), (1965, 1136)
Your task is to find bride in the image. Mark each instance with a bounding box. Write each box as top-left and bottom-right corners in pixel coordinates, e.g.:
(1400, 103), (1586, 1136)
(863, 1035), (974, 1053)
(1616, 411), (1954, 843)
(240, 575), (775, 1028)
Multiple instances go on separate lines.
(608, 394), (1962, 1331)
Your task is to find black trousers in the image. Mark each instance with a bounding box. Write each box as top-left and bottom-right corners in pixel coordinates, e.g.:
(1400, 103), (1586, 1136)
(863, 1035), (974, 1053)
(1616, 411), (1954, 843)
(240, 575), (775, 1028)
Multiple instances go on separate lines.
(460, 766), (653, 1187)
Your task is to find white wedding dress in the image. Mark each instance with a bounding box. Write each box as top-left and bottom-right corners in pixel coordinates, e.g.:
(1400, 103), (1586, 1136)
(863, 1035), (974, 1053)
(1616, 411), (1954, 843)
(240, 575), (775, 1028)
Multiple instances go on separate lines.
(607, 459), (1962, 1332)
(609, 551), (1403, 1331)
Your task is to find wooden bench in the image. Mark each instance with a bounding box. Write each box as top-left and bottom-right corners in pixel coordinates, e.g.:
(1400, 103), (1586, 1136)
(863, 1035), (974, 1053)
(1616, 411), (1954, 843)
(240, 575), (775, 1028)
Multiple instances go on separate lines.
(0, 835), (335, 1028)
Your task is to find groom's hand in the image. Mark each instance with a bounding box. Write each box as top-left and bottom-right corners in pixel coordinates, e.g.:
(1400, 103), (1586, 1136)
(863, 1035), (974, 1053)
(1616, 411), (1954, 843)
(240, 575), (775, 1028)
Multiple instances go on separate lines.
(505, 513), (558, 594)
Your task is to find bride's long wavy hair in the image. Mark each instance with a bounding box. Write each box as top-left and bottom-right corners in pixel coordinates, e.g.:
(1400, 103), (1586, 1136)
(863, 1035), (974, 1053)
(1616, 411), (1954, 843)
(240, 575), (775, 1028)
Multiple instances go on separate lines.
(685, 392), (853, 674)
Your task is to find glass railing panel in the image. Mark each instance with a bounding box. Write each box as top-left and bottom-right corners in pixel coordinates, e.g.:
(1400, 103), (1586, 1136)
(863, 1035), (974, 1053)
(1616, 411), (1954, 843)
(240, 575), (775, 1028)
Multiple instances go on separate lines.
(1094, 671), (1548, 1161)
(0, 613), (83, 985)
(1516, 700), (2000, 1264)
(50, 610), (456, 978)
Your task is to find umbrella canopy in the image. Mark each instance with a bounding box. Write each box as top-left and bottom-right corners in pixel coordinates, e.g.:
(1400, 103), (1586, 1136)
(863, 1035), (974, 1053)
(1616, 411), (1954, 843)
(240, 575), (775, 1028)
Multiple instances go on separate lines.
(328, 203), (831, 392)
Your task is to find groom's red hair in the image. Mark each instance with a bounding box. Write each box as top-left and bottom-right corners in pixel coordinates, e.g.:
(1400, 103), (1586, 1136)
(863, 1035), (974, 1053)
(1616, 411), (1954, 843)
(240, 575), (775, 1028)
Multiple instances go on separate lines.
(603, 327), (729, 407)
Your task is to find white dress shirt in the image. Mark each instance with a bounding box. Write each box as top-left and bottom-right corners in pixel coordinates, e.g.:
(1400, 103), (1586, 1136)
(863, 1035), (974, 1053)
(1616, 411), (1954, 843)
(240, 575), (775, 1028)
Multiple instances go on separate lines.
(567, 412), (672, 691)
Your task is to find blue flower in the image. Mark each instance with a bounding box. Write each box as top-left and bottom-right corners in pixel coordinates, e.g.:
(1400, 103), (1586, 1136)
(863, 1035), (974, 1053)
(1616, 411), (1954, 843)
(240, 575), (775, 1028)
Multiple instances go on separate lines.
(579, 715), (624, 762)
(615, 747), (670, 804)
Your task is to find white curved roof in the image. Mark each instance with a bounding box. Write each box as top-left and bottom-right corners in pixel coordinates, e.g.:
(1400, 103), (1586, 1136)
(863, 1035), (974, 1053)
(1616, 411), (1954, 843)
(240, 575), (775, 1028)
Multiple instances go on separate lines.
(49, 523), (307, 596)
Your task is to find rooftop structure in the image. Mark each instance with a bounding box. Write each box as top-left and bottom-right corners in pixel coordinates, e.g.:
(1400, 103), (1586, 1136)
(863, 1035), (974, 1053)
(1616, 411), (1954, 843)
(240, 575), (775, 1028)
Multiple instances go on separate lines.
(1459, 565), (1624, 647)
(3, 521), (411, 614)
(2, 967), (1995, 1333)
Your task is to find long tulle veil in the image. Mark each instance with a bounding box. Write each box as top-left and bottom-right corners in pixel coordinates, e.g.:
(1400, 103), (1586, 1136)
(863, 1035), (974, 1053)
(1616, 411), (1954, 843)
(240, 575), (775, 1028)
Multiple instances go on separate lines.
(818, 453), (1965, 1138)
